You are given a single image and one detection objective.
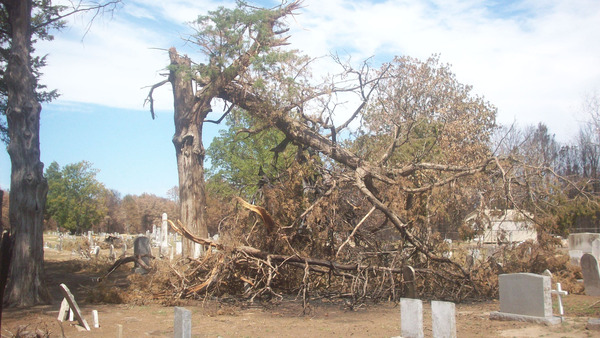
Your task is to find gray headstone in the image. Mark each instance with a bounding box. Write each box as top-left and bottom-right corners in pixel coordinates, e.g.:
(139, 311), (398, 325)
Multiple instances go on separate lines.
(174, 307), (191, 338)
(432, 300), (456, 338)
(403, 266), (416, 299)
(490, 273), (560, 325)
(133, 236), (151, 274)
(400, 298), (423, 338)
(581, 253), (600, 296)
(465, 255), (474, 269)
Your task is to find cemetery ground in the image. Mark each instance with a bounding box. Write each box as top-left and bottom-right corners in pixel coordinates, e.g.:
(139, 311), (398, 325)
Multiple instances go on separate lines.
(2, 238), (600, 337)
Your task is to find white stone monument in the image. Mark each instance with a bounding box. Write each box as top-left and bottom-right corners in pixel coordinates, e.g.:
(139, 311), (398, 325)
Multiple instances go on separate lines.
(432, 300), (456, 338)
(401, 298), (423, 338)
(161, 213), (169, 251)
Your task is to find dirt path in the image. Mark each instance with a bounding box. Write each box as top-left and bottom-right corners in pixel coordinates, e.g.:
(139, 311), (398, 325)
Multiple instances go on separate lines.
(1, 248), (599, 337)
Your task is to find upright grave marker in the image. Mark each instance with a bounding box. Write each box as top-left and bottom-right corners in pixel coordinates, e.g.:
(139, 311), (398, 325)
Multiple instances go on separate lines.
(133, 236), (152, 274)
(400, 298), (423, 338)
(490, 273), (560, 325)
(161, 213), (169, 251)
(432, 300), (457, 338)
(174, 306), (191, 338)
(581, 253), (600, 296)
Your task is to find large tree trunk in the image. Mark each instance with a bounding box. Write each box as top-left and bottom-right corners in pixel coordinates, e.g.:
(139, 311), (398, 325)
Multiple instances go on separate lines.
(168, 48), (209, 257)
(2, 0), (51, 307)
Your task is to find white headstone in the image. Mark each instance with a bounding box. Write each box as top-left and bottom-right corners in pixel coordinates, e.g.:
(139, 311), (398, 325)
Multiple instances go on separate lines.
(161, 213), (169, 250)
(592, 239), (600, 260)
(401, 298), (423, 338)
(581, 253), (600, 296)
(432, 300), (456, 338)
(174, 307), (191, 338)
(92, 309), (99, 328)
(193, 242), (203, 259)
(490, 273), (560, 325)
(109, 244), (115, 261)
(568, 233), (600, 253)
(569, 250), (583, 265)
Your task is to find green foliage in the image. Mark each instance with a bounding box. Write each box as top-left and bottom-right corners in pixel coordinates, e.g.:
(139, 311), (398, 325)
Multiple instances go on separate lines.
(0, 0), (65, 144)
(206, 109), (297, 199)
(45, 161), (107, 233)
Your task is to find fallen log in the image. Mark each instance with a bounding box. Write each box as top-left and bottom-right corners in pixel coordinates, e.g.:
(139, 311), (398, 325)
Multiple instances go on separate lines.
(99, 253), (155, 281)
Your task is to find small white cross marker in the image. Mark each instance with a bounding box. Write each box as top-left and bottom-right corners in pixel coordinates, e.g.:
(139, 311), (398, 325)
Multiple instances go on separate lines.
(551, 282), (568, 318)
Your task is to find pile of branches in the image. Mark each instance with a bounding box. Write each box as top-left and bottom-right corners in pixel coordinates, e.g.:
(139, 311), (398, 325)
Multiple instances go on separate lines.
(111, 203), (511, 308)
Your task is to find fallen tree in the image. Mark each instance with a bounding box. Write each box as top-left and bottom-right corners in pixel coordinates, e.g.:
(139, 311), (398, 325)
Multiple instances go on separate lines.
(141, 1), (586, 306)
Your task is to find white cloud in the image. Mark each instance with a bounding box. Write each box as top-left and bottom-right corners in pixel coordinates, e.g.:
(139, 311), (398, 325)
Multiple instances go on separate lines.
(36, 0), (600, 141)
(283, 0), (600, 140)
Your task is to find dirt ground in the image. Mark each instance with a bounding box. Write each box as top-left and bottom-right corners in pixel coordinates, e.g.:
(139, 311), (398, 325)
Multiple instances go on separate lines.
(2, 248), (600, 337)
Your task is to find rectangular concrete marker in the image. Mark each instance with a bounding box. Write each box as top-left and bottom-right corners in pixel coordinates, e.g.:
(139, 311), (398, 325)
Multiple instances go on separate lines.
(174, 306), (191, 338)
(92, 309), (99, 328)
(57, 298), (69, 321)
(400, 298), (423, 338)
(58, 283), (91, 331)
(432, 300), (457, 338)
(490, 273), (560, 325)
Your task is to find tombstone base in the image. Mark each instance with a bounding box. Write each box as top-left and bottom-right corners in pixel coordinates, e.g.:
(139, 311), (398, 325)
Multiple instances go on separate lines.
(490, 311), (561, 325)
(587, 318), (600, 331)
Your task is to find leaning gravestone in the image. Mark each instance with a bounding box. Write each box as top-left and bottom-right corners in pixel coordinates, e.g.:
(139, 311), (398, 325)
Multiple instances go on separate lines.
(402, 266), (416, 299)
(490, 273), (560, 325)
(133, 236), (152, 274)
(581, 253), (600, 296)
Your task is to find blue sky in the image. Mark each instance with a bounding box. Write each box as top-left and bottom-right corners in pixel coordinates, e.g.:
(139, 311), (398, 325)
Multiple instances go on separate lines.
(2, 0), (600, 197)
